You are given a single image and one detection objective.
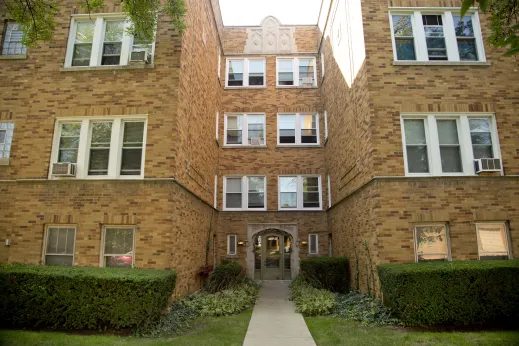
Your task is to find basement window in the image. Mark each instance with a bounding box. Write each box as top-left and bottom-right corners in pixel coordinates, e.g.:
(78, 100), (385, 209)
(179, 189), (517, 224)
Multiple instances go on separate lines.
(476, 223), (512, 260)
(1, 22), (26, 56)
(414, 224), (450, 262)
(43, 226), (76, 266)
(102, 227), (136, 268)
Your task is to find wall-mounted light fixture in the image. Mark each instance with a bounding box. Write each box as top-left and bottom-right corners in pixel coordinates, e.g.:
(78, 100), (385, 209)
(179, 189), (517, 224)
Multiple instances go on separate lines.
(5, 239), (11, 246)
(238, 241), (248, 246)
(297, 239), (308, 246)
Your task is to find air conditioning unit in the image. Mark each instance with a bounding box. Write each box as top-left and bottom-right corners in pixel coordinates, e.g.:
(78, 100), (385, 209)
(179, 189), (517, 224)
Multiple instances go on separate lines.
(474, 158), (501, 173)
(300, 77), (314, 87)
(51, 162), (76, 177)
(250, 137), (262, 145)
(130, 51), (151, 64)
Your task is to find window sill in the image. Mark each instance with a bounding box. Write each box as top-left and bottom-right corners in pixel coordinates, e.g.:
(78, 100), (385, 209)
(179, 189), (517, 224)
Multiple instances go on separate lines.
(60, 64), (155, 72)
(222, 209), (267, 212)
(222, 145), (267, 149)
(276, 85), (318, 89)
(276, 145), (321, 148)
(0, 158), (10, 166)
(307, 254), (319, 257)
(393, 61), (491, 67)
(0, 54), (27, 60)
(278, 208), (323, 212)
(226, 255), (239, 259)
(224, 86), (267, 90)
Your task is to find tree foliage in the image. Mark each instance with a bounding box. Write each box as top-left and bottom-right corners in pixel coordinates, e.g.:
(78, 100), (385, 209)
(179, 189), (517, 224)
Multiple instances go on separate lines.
(462, 0), (519, 56)
(1, 0), (187, 47)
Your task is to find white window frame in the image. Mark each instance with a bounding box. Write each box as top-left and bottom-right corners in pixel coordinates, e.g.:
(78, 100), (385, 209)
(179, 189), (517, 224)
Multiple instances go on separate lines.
(321, 52), (325, 79)
(327, 174), (332, 209)
(225, 58), (266, 88)
(64, 14), (156, 68)
(276, 57), (318, 87)
(100, 225), (136, 268)
(42, 225), (77, 266)
(277, 113), (320, 146)
(49, 115), (148, 180)
(400, 113), (502, 177)
(278, 175), (322, 211)
(309, 233), (319, 255)
(224, 113), (266, 147)
(217, 46), (221, 79)
(223, 176), (267, 211)
(214, 175), (218, 208)
(413, 224), (451, 263)
(388, 8), (486, 62)
(216, 111), (219, 141)
(475, 222), (513, 260)
(227, 234), (237, 256)
(324, 110), (328, 140)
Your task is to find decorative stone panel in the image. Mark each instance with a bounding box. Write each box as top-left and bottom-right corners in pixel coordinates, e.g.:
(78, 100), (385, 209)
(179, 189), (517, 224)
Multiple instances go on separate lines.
(244, 16), (298, 54)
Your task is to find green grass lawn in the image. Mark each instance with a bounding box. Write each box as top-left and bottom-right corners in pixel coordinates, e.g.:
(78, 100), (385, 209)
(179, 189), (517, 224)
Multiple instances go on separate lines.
(305, 316), (519, 346)
(0, 310), (252, 346)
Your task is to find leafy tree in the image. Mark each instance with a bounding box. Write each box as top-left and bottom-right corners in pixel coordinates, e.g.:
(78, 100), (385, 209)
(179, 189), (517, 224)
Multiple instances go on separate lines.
(0, 0), (187, 46)
(462, 0), (518, 56)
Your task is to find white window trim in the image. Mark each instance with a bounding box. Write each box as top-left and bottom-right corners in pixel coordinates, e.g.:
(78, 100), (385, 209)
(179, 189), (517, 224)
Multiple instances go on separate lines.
(217, 46), (221, 79)
(276, 57), (318, 87)
(42, 225), (77, 266)
(388, 8), (486, 63)
(309, 233), (319, 255)
(277, 113), (320, 146)
(400, 113), (502, 177)
(475, 222), (513, 260)
(224, 113), (266, 147)
(327, 174), (332, 209)
(216, 111), (219, 141)
(64, 14), (156, 68)
(227, 234), (237, 256)
(324, 110), (328, 141)
(278, 175), (323, 211)
(49, 115), (148, 180)
(214, 175), (218, 208)
(321, 52), (325, 79)
(225, 58), (266, 88)
(223, 176), (267, 211)
(413, 223), (452, 263)
(100, 225), (136, 268)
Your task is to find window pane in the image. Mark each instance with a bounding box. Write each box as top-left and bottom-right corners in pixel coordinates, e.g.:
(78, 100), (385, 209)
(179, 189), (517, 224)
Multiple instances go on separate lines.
(46, 228), (59, 253)
(247, 115), (265, 144)
(45, 255), (73, 266)
(415, 225), (448, 261)
(226, 193), (242, 208)
(249, 60), (264, 86)
(473, 146), (493, 159)
(407, 146), (429, 173)
(104, 228), (134, 255)
(102, 20), (124, 66)
(423, 15), (447, 60)
(46, 228), (75, 256)
(72, 22), (94, 66)
(279, 115), (296, 143)
(280, 192), (297, 208)
(121, 149), (143, 175)
(226, 178), (242, 193)
(299, 59), (314, 80)
(105, 255), (133, 268)
(227, 116), (243, 144)
(437, 120), (462, 173)
(280, 177), (297, 192)
(229, 235), (236, 254)
(2, 23), (27, 55)
(457, 38), (478, 61)
(278, 60), (294, 85)
(440, 147), (462, 172)
(300, 115), (317, 144)
(404, 119), (426, 145)
(89, 122), (112, 175)
(310, 234), (317, 253)
(393, 15), (413, 36)
(453, 16), (475, 37)
(303, 177), (320, 208)
(76, 22), (95, 43)
(248, 176), (265, 208)
(395, 38), (416, 60)
(280, 177), (297, 208)
(132, 35), (153, 54)
(59, 123), (81, 163)
(121, 122), (144, 175)
(392, 14), (417, 60)
(437, 120), (459, 145)
(228, 60), (244, 86)
(477, 223), (509, 259)
(470, 119), (493, 159)
(104, 20), (124, 42)
(469, 119), (490, 132)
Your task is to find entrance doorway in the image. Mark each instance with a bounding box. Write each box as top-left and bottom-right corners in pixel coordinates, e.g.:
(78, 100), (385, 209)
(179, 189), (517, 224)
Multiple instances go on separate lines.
(254, 232), (292, 280)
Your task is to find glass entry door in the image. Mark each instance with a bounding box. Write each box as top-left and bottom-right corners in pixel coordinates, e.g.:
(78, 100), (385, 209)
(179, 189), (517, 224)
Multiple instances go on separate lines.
(254, 233), (292, 280)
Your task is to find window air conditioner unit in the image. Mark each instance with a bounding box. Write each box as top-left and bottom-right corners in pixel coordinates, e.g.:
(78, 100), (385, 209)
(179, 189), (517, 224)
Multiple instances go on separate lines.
(300, 77), (314, 87)
(250, 137), (262, 145)
(51, 162), (76, 177)
(474, 158), (501, 173)
(130, 51), (151, 64)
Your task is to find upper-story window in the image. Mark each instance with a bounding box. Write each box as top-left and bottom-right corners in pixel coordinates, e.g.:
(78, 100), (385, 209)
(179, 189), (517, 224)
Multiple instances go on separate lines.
(226, 58), (266, 87)
(50, 116), (147, 179)
(278, 175), (322, 210)
(225, 113), (266, 146)
(278, 113), (319, 146)
(277, 57), (317, 87)
(1, 22), (26, 56)
(0, 122), (15, 161)
(401, 114), (501, 176)
(224, 176), (266, 211)
(65, 15), (154, 68)
(390, 9), (485, 62)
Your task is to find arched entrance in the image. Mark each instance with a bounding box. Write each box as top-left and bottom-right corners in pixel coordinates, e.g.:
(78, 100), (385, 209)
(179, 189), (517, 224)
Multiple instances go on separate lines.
(247, 224), (299, 280)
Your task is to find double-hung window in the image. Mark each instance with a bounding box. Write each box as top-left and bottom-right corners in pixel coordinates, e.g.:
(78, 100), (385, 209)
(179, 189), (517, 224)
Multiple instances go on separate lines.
(401, 114), (500, 176)
(65, 15), (155, 68)
(225, 113), (266, 146)
(1, 22), (26, 56)
(102, 226), (136, 268)
(476, 222), (512, 260)
(414, 224), (450, 262)
(278, 175), (322, 210)
(308, 233), (318, 255)
(389, 9), (485, 62)
(51, 116), (147, 179)
(278, 113), (319, 146)
(43, 226), (76, 266)
(0, 122), (15, 161)
(224, 176), (267, 211)
(276, 57), (317, 86)
(226, 58), (266, 87)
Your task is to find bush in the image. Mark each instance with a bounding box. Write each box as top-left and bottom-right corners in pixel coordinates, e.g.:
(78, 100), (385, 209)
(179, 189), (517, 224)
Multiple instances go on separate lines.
(184, 278), (259, 316)
(333, 292), (398, 326)
(300, 257), (349, 293)
(0, 264), (176, 330)
(289, 276), (337, 316)
(204, 261), (244, 293)
(378, 260), (519, 326)
(136, 302), (197, 337)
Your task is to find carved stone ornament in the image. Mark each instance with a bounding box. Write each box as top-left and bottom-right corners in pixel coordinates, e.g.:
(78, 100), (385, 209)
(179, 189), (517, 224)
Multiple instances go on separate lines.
(244, 16), (298, 54)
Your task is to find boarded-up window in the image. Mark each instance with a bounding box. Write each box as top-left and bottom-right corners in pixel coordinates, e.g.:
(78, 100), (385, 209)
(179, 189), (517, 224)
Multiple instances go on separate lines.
(414, 225), (449, 262)
(476, 223), (510, 260)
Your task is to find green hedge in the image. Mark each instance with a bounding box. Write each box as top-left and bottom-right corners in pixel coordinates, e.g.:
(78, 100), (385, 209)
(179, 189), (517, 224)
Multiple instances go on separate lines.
(300, 257), (349, 293)
(0, 264), (176, 330)
(378, 260), (519, 326)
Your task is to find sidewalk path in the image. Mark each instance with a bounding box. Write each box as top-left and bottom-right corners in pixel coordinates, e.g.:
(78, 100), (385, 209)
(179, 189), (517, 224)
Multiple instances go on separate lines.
(243, 280), (317, 346)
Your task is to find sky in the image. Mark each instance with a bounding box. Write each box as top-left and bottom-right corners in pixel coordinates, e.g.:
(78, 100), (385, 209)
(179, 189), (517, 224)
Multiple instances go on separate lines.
(219, 0), (322, 26)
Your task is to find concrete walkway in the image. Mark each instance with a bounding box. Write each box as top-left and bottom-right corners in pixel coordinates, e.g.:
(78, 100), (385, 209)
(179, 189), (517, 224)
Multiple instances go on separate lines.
(243, 281), (317, 346)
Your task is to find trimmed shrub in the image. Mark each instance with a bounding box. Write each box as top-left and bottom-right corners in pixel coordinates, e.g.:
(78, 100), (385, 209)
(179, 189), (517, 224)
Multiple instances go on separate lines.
(204, 261), (243, 293)
(289, 276), (337, 316)
(136, 302), (197, 337)
(184, 278), (259, 316)
(0, 264), (177, 330)
(300, 257), (349, 293)
(378, 260), (519, 326)
(333, 292), (398, 326)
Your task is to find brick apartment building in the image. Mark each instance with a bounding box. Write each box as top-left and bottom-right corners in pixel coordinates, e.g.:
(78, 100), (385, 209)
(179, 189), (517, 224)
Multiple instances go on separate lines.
(0, 0), (517, 295)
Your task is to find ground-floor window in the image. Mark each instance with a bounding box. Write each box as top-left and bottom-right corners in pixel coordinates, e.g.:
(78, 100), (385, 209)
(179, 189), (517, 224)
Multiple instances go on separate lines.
(102, 226), (136, 268)
(227, 234), (237, 256)
(476, 222), (511, 260)
(309, 233), (318, 255)
(43, 226), (76, 266)
(414, 224), (450, 262)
